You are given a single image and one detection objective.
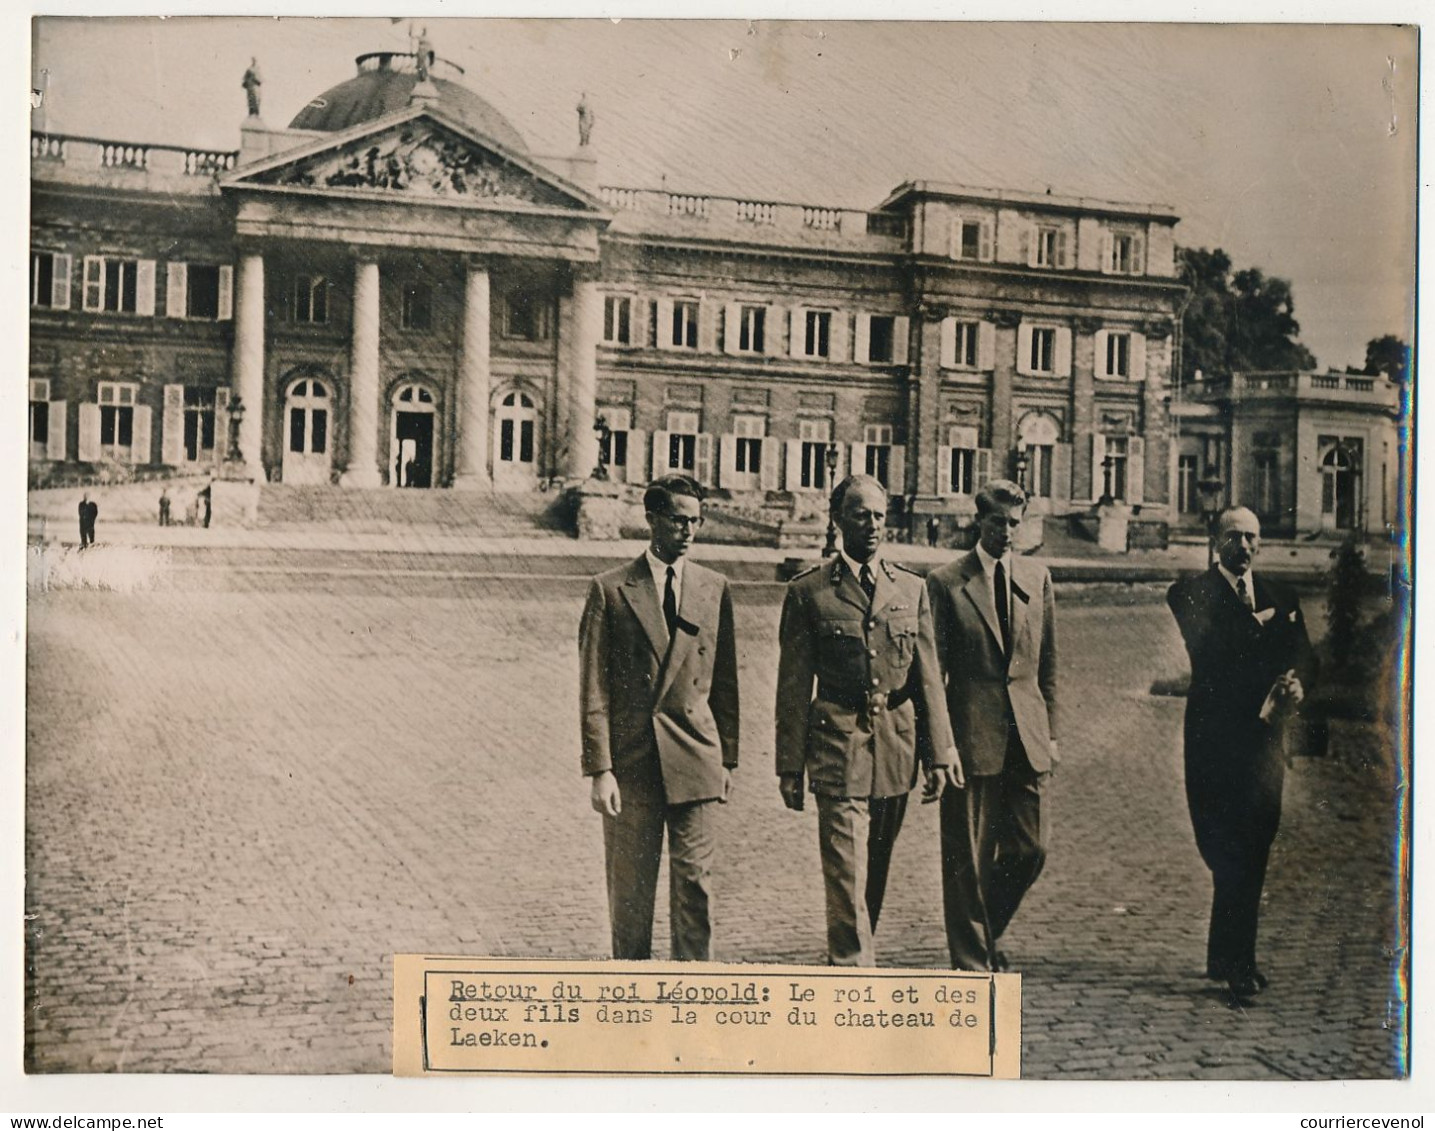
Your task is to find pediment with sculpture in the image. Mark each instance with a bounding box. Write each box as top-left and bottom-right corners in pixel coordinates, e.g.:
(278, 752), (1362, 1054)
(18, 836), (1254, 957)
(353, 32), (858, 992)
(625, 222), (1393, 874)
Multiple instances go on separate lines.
(249, 120), (583, 210)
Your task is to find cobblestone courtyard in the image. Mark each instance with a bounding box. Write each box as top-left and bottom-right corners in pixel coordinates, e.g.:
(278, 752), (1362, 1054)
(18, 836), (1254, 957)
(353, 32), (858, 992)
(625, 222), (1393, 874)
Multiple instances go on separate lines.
(24, 566), (1404, 1079)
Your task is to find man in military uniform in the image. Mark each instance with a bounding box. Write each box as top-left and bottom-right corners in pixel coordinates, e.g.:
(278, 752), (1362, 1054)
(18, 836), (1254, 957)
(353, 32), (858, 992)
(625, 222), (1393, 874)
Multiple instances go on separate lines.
(776, 474), (960, 966)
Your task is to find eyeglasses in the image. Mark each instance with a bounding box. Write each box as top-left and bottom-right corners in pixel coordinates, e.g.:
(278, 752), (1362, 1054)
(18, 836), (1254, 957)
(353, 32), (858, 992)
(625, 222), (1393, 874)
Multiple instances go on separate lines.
(656, 513), (704, 530)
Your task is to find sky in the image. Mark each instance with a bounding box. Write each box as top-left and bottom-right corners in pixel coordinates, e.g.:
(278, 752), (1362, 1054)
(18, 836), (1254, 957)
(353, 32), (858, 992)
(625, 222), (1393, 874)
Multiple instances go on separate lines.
(29, 17), (1417, 373)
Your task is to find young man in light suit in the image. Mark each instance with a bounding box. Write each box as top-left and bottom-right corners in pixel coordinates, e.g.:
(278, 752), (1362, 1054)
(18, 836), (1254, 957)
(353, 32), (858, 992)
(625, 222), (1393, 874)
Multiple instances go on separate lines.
(924, 479), (1058, 972)
(578, 474), (740, 961)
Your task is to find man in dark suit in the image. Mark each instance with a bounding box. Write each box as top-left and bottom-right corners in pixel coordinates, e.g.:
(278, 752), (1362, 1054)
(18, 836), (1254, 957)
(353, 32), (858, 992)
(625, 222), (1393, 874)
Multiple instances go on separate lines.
(925, 479), (1058, 972)
(776, 474), (957, 966)
(578, 474), (740, 961)
(1167, 506), (1315, 1000)
(77, 493), (98, 548)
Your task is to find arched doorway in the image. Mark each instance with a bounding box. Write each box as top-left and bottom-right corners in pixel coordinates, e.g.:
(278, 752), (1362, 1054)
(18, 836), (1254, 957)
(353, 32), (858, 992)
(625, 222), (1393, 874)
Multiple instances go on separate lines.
(1017, 411), (1061, 514)
(390, 381), (438, 488)
(282, 376), (333, 485)
(493, 389), (539, 492)
(1320, 440), (1362, 532)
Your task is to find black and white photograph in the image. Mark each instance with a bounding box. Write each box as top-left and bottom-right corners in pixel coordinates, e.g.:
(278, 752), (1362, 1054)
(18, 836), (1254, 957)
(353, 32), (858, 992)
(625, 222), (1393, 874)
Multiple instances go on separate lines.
(14, 10), (1420, 1107)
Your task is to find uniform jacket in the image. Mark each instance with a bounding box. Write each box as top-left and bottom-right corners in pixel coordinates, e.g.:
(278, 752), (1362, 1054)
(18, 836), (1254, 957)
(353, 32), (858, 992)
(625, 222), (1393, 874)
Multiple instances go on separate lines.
(579, 556), (740, 806)
(775, 556), (954, 799)
(926, 550), (1059, 776)
(1166, 567), (1315, 793)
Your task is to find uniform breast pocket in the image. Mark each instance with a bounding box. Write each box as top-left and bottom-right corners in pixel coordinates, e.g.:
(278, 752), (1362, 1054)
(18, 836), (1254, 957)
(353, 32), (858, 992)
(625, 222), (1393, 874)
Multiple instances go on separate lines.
(887, 618), (917, 666)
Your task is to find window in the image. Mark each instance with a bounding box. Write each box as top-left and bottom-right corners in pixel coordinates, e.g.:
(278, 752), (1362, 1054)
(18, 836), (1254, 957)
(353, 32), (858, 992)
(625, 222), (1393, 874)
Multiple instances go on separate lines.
(803, 310), (832, 359)
(867, 317), (895, 364)
(955, 322), (979, 368)
(98, 382), (138, 450)
(736, 305), (766, 354)
(599, 407), (631, 471)
(1106, 230), (1144, 275)
(83, 256), (153, 314)
(1017, 413), (1060, 499)
(504, 294), (553, 341)
(499, 392), (536, 464)
(182, 386), (217, 462)
(1101, 436), (1129, 501)
(798, 418), (832, 490)
(1105, 332), (1131, 379)
(943, 425), (983, 496)
(951, 216), (992, 262)
(863, 423), (893, 486)
(666, 410), (699, 472)
(603, 295), (632, 345)
(1177, 455), (1200, 513)
(29, 379), (50, 458)
(402, 282), (432, 331)
(1254, 451), (1280, 518)
(1033, 225), (1066, 268)
(670, 300), (699, 349)
(294, 275), (329, 324)
(1029, 327), (1056, 374)
(31, 251), (71, 309)
(733, 414), (764, 475)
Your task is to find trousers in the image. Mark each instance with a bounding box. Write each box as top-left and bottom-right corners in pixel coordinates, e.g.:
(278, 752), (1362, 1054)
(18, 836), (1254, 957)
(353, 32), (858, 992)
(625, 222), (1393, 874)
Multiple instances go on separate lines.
(815, 792), (909, 966)
(602, 798), (717, 961)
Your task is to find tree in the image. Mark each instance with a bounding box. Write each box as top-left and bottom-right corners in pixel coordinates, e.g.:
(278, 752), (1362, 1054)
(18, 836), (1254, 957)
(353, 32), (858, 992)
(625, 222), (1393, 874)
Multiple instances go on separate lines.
(1176, 247), (1318, 382)
(1363, 334), (1410, 384)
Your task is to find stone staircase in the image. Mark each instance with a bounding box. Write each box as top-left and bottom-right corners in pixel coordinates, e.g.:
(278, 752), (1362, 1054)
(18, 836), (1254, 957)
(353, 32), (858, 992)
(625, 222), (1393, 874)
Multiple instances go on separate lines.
(254, 484), (572, 538)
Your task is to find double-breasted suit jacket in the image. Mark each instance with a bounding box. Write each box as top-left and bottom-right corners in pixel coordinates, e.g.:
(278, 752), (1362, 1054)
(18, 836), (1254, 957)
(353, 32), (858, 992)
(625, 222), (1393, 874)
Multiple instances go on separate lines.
(775, 556), (953, 799)
(579, 556), (740, 806)
(926, 550), (1058, 775)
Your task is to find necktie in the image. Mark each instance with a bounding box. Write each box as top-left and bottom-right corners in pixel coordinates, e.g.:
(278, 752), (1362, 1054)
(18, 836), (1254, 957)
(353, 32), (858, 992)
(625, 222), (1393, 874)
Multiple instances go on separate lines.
(994, 560), (1011, 657)
(663, 565), (678, 636)
(859, 564), (876, 605)
(1236, 576), (1254, 611)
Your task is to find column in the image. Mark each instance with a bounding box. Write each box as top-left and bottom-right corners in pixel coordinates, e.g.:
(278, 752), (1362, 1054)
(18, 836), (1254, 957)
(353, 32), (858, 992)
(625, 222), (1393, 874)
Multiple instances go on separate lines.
(561, 269), (602, 480)
(452, 260), (491, 489)
(233, 252), (265, 476)
(340, 257), (382, 488)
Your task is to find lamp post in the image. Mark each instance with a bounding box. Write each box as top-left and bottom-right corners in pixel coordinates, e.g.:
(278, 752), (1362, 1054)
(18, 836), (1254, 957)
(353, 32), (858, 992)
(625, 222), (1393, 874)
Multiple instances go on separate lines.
(1197, 472), (1225, 566)
(1014, 448), (1030, 492)
(1098, 454), (1115, 505)
(821, 440), (840, 557)
(592, 414), (611, 481)
(225, 395), (246, 465)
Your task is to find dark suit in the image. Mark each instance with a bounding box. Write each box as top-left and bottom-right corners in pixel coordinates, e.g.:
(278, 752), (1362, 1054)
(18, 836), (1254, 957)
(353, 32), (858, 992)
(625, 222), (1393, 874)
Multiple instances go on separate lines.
(1167, 567), (1315, 981)
(927, 550), (1058, 970)
(579, 556), (739, 960)
(776, 556), (954, 965)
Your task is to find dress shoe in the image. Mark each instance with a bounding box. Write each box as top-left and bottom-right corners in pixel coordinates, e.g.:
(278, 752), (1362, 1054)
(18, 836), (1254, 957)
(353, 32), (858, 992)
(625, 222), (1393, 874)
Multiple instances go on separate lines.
(992, 949), (1011, 972)
(1227, 973), (1265, 1000)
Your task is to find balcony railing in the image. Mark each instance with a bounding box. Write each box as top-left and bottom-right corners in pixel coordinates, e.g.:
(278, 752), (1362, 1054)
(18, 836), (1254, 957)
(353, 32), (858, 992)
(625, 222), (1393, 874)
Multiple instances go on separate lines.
(1233, 371), (1397, 407)
(31, 131), (240, 178)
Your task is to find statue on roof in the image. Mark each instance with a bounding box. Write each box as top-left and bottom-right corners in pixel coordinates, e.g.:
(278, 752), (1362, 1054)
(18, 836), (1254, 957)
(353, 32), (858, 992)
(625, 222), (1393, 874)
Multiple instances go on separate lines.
(242, 57), (262, 118)
(577, 92), (595, 147)
(416, 29), (435, 83)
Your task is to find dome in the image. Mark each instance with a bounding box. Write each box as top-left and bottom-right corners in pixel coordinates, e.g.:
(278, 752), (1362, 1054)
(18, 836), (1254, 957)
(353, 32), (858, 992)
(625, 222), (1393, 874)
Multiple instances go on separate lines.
(289, 52), (528, 154)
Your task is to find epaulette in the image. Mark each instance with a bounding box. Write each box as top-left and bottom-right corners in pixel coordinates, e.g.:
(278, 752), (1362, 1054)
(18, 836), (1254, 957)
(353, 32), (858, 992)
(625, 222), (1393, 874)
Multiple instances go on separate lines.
(788, 564), (822, 581)
(890, 561), (924, 576)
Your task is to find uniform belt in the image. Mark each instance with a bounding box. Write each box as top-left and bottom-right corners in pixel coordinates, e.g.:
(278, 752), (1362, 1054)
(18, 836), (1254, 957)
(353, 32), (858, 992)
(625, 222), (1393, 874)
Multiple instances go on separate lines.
(817, 682), (912, 714)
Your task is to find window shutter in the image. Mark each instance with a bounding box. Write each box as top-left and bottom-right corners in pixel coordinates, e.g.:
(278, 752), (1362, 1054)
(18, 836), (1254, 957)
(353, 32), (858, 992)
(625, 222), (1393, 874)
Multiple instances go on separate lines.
(78, 403), (100, 462)
(47, 400), (67, 460)
(1131, 332), (1147, 381)
(218, 265), (234, 321)
(1057, 228), (1070, 269)
(830, 312), (850, 365)
(949, 219), (963, 259)
(891, 316), (910, 366)
(1128, 436), (1146, 504)
(979, 219), (994, 262)
(1101, 232), (1115, 275)
(161, 384), (185, 464)
(1055, 327), (1073, 378)
(975, 448), (993, 490)
(633, 297), (650, 350)
(723, 302), (742, 355)
(978, 321), (996, 372)
(937, 447), (953, 496)
(759, 439), (779, 491)
(1023, 223), (1036, 267)
(1093, 329), (1110, 379)
(655, 298), (675, 350)
(853, 313), (871, 365)
(719, 433), (737, 487)
(830, 442), (847, 484)
(82, 256), (103, 311)
(52, 254), (72, 310)
(1090, 433), (1104, 501)
(624, 429), (646, 483)
(214, 388), (230, 466)
(1052, 442), (1072, 505)
(698, 298), (718, 354)
(939, 318), (957, 369)
(887, 445), (905, 494)
(763, 305), (784, 358)
(784, 438), (802, 490)
(136, 260), (156, 316)
(166, 262), (187, 319)
(1131, 233), (1146, 276)
(695, 433), (714, 486)
(849, 442), (867, 481)
(789, 308), (807, 359)
(650, 430), (670, 478)
(130, 406), (152, 465)
(1016, 323), (1034, 376)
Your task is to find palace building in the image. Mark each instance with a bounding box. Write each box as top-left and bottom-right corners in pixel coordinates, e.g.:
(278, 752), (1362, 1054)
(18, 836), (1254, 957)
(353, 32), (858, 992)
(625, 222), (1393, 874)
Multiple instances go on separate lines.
(28, 43), (1398, 539)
